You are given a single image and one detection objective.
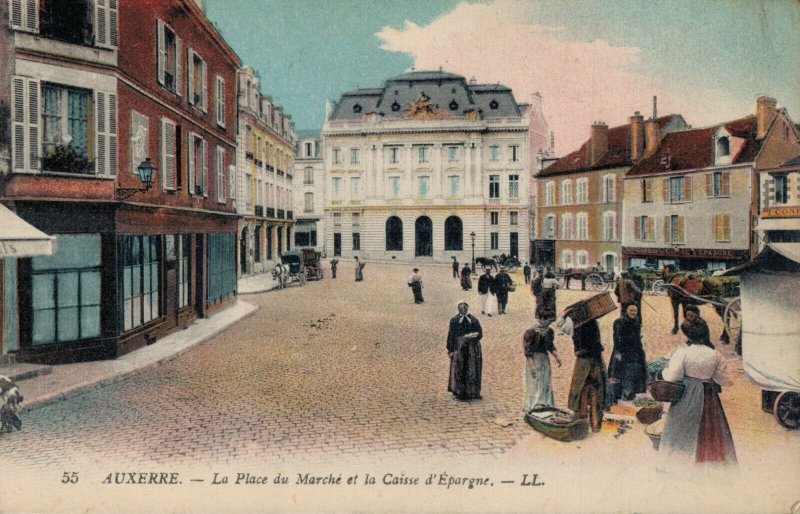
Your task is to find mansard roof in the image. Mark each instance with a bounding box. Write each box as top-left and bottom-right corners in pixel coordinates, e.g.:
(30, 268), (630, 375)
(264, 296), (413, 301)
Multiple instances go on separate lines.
(328, 70), (522, 121)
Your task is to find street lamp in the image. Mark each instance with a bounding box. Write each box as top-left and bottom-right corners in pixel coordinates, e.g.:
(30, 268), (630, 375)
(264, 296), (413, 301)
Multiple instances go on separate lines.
(470, 231), (476, 274)
(117, 158), (156, 200)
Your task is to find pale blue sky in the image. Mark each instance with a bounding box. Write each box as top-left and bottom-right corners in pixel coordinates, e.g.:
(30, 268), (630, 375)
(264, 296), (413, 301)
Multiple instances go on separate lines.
(206, 0), (799, 150)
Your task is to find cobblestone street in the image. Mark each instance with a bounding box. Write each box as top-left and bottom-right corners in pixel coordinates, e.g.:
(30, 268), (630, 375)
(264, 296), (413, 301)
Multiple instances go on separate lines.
(1, 262), (797, 474)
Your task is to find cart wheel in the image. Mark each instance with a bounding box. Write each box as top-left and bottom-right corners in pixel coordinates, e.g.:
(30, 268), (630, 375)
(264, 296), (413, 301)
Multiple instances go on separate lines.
(651, 279), (666, 296)
(773, 391), (800, 430)
(587, 273), (607, 292)
(723, 298), (742, 343)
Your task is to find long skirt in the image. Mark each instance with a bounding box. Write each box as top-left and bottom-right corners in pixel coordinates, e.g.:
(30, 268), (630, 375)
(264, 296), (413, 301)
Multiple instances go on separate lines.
(524, 353), (554, 411)
(660, 378), (737, 466)
(607, 351), (647, 402)
(448, 336), (482, 399)
(540, 288), (556, 314)
(568, 357), (607, 432)
(461, 275), (472, 290)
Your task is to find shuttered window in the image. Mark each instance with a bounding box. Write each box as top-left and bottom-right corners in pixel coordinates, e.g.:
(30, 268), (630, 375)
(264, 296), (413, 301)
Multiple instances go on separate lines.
(215, 75), (225, 127)
(641, 178), (653, 202)
(228, 164), (236, 199)
(713, 213), (731, 242)
(160, 117), (177, 190)
(187, 132), (206, 196)
(706, 171), (731, 197)
(95, 0), (118, 48)
(664, 215), (685, 244)
(9, 0), (39, 32)
(156, 20), (181, 94)
(187, 49), (208, 112)
(11, 76), (40, 172)
(95, 90), (117, 176)
(216, 146), (226, 203)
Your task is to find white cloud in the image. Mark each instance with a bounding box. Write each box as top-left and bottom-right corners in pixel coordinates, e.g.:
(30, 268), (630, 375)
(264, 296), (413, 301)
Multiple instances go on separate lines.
(376, 0), (733, 154)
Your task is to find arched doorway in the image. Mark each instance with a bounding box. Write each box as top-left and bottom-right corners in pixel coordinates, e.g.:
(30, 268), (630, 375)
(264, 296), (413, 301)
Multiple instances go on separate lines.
(240, 226), (248, 274)
(444, 216), (463, 251)
(415, 216), (432, 257)
(385, 216), (403, 251)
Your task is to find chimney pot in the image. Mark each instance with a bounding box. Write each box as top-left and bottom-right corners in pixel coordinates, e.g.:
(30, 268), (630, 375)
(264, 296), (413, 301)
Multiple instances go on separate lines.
(644, 117), (660, 158)
(629, 112), (646, 162)
(588, 122), (609, 166)
(756, 96), (778, 139)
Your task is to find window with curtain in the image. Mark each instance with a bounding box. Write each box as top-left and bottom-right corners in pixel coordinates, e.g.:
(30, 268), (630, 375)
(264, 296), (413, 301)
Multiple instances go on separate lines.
(42, 84), (92, 170)
(121, 235), (160, 332)
(509, 175), (519, 198)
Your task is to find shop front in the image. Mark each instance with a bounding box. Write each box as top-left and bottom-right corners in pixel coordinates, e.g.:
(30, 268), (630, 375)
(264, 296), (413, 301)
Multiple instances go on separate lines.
(622, 246), (750, 272)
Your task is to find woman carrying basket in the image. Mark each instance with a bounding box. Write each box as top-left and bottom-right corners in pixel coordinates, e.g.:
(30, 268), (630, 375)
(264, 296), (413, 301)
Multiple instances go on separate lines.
(658, 320), (737, 467)
(522, 309), (562, 412)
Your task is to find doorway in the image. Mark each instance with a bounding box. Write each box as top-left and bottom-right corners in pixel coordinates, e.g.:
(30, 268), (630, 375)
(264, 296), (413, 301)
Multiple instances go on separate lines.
(415, 216), (432, 257)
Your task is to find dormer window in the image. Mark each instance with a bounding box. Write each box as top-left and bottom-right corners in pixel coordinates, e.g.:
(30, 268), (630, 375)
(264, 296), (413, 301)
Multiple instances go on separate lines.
(716, 136), (730, 157)
(489, 99), (499, 110)
(391, 101), (401, 112)
(353, 104), (362, 114)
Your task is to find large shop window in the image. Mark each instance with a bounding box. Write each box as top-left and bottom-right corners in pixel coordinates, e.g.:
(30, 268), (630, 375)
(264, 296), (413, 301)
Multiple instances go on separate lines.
(121, 235), (161, 332)
(206, 233), (236, 306)
(31, 234), (101, 345)
(177, 234), (190, 308)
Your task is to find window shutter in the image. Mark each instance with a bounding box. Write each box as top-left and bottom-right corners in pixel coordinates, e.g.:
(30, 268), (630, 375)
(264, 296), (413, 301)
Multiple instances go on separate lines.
(632, 218), (638, 241)
(10, 0), (39, 32)
(216, 76), (225, 126)
(705, 173), (712, 197)
(12, 77), (41, 172)
(157, 20), (166, 86)
(216, 147), (225, 203)
(95, 0), (118, 48)
(201, 61), (208, 113)
(663, 216), (670, 243)
(721, 173), (730, 196)
(676, 216), (685, 243)
(723, 214), (730, 241)
(187, 133), (195, 195)
(712, 213), (718, 241)
(202, 139), (208, 196)
(645, 217), (652, 241)
(187, 48), (194, 105)
(684, 176), (692, 201)
(161, 118), (176, 190)
(228, 164), (236, 199)
(175, 36), (182, 97)
(94, 91), (116, 176)
(662, 178), (670, 203)
(10, 0), (22, 28)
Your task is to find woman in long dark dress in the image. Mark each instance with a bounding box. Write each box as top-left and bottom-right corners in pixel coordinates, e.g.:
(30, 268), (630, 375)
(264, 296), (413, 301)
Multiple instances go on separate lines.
(522, 310), (562, 411)
(608, 304), (647, 403)
(460, 264), (472, 291)
(659, 320), (737, 467)
(446, 301), (483, 400)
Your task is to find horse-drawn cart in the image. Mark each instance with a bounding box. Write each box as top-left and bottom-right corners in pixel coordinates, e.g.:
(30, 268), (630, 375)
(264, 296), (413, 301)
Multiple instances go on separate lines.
(301, 248), (323, 281)
(272, 250), (307, 288)
(661, 281), (742, 343)
(722, 243), (800, 430)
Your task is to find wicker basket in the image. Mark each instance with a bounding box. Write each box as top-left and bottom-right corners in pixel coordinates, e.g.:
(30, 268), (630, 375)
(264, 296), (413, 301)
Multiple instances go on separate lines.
(525, 406), (589, 442)
(565, 292), (616, 327)
(649, 380), (685, 402)
(636, 406), (664, 425)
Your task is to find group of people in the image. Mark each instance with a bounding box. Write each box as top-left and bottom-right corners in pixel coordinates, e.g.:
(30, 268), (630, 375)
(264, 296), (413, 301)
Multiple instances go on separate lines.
(446, 262), (736, 468)
(328, 257), (366, 282)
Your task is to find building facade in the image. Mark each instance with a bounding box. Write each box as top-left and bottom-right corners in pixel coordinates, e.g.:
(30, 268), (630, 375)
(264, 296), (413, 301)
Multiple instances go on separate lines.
(533, 112), (687, 272)
(0, 0), (241, 363)
(622, 97), (800, 271)
(758, 153), (800, 244)
(293, 129), (325, 253)
(322, 71), (530, 264)
(235, 67), (296, 277)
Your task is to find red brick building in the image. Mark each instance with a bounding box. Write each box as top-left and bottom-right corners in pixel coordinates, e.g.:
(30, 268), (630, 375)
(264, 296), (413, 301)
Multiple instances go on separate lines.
(0, 0), (240, 363)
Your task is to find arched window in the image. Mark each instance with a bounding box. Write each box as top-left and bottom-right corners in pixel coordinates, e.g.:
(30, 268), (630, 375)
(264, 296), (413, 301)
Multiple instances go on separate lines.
(716, 137), (730, 157)
(385, 216), (403, 251)
(444, 216), (463, 251)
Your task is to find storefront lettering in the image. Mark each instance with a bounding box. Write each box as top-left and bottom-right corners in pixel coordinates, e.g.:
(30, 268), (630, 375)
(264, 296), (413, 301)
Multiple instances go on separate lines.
(761, 206), (800, 218)
(0, 242), (18, 256)
(622, 246), (748, 259)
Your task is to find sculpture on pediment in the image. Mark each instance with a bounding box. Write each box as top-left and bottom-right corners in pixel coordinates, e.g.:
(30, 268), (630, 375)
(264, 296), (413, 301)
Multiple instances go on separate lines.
(405, 94), (448, 120)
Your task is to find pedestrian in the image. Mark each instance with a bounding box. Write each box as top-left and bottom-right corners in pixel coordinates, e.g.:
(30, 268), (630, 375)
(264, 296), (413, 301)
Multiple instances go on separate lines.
(531, 268), (543, 311)
(330, 259), (338, 279)
(539, 269), (558, 317)
(408, 268), (424, 304)
(608, 304), (647, 403)
(478, 267), (496, 316)
(523, 262), (532, 284)
(522, 309), (562, 412)
(658, 317), (737, 467)
(452, 256), (459, 280)
(446, 300), (483, 401)
(614, 272), (643, 326)
(557, 314), (607, 432)
(494, 266), (513, 315)
(682, 305), (712, 346)
(354, 256), (365, 282)
(460, 264), (473, 291)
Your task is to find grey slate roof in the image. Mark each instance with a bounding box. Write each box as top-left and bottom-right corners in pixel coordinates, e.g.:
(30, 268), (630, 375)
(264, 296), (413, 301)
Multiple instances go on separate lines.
(328, 70), (521, 121)
(780, 154), (800, 167)
(295, 129), (321, 142)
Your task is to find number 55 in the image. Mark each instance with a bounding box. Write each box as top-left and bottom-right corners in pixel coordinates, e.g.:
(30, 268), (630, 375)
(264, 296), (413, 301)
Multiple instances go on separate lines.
(61, 472), (79, 484)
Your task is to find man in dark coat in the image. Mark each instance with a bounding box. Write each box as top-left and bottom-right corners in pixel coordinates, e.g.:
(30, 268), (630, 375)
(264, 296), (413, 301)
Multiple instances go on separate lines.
(559, 315), (607, 432)
(608, 304), (647, 403)
(447, 301), (483, 400)
(523, 263), (532, 284)
(460, 264), (473, 291)
(330, 259), (338, 279)
(477, 268), (496, 316)
(494, 266), (513, 315)
(531, 268), (544, 311)
(452, 256), (459, 280)
(614, 272), (643, 327)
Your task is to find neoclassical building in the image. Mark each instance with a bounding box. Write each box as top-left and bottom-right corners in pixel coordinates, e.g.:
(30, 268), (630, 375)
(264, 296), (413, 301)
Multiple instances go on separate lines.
(292, 130), (325, 253)
(322, 71), (530, 264)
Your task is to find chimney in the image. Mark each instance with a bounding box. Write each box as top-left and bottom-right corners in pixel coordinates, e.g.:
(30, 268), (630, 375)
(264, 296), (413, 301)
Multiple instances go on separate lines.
(644, 117), (660, 158)
(588, 121), (609, 166)
(756, 96), (777, 139)
(629, 111), (645, 162)
(652, 95), (658, 119)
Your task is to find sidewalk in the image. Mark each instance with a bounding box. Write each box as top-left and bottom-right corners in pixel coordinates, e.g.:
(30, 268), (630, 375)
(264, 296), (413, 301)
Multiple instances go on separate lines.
(238, 270), (283, 294)
(1, 298), (259, 413)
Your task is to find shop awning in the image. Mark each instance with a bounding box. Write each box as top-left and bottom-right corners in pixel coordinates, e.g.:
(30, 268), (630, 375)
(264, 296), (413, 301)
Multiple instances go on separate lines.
(0, 203), (56, 257)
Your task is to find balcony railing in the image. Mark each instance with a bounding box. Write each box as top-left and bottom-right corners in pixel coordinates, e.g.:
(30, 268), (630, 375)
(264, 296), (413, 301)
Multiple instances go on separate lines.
(266, 207), (275, 218)
(254, 205), (264, 217)
(277, 209), (285, 219)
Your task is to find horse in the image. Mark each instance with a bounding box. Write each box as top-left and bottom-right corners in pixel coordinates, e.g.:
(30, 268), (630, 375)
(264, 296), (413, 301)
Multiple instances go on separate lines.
(474, 257), (498, 271)
(662, 265), (731, 344)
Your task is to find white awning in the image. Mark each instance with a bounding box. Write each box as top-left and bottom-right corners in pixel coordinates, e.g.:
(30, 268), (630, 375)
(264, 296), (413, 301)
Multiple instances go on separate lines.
(0, 203), (56, 257)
